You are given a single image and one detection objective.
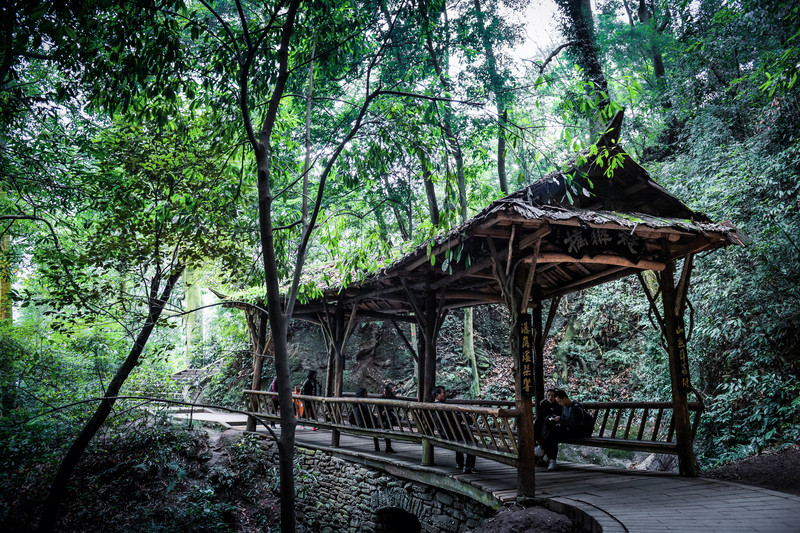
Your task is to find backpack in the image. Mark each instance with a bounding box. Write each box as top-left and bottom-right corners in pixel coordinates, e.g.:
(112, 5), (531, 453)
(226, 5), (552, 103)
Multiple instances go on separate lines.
(574, 402), (597, 437)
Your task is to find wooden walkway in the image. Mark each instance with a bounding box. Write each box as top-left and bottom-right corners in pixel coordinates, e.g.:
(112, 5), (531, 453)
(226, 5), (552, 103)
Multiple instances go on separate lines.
(175, 409), (800, 532)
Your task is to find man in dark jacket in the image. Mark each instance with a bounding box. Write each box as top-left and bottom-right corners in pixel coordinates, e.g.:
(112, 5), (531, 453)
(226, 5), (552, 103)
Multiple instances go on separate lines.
(432, 386), (476, 474)
(540, 389), (586, 470)
(534, 388), (562, 459)
(300, 370), (320, 425)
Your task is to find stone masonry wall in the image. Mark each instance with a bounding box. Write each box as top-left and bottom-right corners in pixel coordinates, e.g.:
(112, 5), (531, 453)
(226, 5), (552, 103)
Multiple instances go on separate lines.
(252, 435), (495, 533)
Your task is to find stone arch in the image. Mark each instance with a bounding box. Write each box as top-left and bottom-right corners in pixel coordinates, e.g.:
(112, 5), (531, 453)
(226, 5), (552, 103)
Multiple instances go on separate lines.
(374, 507), (422, 533)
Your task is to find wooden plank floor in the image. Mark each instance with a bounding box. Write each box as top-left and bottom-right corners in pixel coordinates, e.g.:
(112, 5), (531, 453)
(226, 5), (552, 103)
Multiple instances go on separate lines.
(176, 410), (800, 532)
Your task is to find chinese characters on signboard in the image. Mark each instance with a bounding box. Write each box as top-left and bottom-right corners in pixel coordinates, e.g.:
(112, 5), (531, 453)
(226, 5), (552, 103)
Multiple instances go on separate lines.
(675, 319), (691, 393)
(551, 227), (646, 262)
(519, 312), (534, 398)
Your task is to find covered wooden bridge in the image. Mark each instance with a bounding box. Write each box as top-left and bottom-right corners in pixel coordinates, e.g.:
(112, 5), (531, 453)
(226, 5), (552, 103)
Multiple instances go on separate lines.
(244, 112), (747, 499)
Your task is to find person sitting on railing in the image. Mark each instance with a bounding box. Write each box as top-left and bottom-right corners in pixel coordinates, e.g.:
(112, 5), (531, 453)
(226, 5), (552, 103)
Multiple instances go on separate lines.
(540, 389), (586, 471)
(534, 388), (562, 462)
(377, 383), (397, 453)
(432, 385), (476, 474)
(350, 387), (383, 452)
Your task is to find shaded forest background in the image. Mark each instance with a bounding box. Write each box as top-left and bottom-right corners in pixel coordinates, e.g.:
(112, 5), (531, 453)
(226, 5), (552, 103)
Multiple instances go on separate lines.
(1, 0), (799, 530)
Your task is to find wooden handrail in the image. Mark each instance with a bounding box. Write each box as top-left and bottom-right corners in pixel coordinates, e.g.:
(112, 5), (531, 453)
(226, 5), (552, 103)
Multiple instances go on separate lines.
(243, 390), (520, 465)
(243, 391), (704, 461)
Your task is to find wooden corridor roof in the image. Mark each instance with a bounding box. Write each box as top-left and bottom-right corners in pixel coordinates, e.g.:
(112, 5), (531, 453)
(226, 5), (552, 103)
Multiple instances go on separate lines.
(292, 112), (747, 323)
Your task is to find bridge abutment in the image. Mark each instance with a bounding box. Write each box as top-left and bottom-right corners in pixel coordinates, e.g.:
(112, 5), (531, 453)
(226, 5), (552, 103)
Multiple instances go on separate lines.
(250, 436), (495, 532)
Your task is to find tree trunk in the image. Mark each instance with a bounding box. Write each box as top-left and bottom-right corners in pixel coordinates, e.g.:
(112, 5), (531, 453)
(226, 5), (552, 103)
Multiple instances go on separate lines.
(464, 308), (480, 396)
(556, 0), (610, 114)
(472, 0), (509, 193)
(637, 0), (666, 80)
(0, 233), (11, 322)
(418, 148), (440, 226)
(185, 265), (203, 367)
(247, 1), (303, 528)
(38, 265), (184, 532)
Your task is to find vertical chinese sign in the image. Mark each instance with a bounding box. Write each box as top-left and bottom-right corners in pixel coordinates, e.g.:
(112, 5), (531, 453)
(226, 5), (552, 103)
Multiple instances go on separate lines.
(519, 312), (534, 398)
(675, 319), (691, 393)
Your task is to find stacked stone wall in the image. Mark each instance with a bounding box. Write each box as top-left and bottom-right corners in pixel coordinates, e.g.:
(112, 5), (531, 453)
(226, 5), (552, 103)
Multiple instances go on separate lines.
(252, 436), (495, 533)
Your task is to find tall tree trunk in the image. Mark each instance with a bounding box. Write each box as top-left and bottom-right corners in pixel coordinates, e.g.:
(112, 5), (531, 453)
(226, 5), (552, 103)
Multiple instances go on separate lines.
(473, 0), (509, 193)
(0, 233), (11, 322)
(247, 2), (303, 530)
(425, 27), (482, 398)
(556, 0), (610, 115)
(636, 0), (666, 80)
(38, 265), (184, 532)
(185, 265), (203, 367)
(464, 307), (480, 396)
(418, 148), (440, 226)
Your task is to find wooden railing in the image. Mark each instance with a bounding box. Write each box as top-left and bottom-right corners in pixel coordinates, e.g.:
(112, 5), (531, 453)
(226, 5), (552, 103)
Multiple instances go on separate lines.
(243, 390), (520, 465)
(244, 391), (703, 463)
(568, 401), (704, 454)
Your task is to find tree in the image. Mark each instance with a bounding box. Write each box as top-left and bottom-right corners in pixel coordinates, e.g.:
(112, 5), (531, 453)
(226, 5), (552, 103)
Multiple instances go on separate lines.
(28, 114), (243, 531)
(190, 0), (464, 527)
(555, 0), (611, 118)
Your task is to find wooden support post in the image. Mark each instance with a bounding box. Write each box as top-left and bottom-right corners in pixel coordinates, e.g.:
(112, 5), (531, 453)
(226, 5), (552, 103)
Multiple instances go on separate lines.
(423, 287), (439, 402)
(405, 279), (448, 466)
(515, 303), (537, 499)
(331, 307), (349, 447)
(247, 305), (269, 432)
(660, 260), (698, 476)
(417, 331), (435, 466)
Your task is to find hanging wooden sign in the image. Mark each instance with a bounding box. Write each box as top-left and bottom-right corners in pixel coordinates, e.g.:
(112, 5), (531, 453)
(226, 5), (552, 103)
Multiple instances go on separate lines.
(551, 226), (646, 263)
(519, 312), (534, 398)
(675, 319), (691, 393)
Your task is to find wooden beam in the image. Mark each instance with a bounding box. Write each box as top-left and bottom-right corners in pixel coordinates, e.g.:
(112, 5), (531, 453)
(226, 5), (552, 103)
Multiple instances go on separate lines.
(430, 256), (494, 290)
(391, 320), (418, 362)
(543, 296), (561, 341)
(674, 254), (694, 317)
(356, 311), (416, 323)
(549, 265), (628, 296)
(660, 260), (697, 476)
(442, 298), (505, 310)
(543, 266), (638, 300)
(445, 290), (504, 302)
(517, 221), (552, 250)
(471, 227), (513, 239)
(535, 253), (666, 271)
(403, 236), (466, 272)
(520, 241), (540, 313)
(505, 225), (516, 277)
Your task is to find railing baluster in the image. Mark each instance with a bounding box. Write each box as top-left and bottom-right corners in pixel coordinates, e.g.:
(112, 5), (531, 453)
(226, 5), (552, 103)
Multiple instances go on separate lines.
(637, 408), (649, 441)
(652, 408), (664, 441)
(611, 408), (623, 439)
(666, 412), (676, 442)
(599, 408), (610, 437)
(691, 408), (701, 438)
(624, 408), (636, 440)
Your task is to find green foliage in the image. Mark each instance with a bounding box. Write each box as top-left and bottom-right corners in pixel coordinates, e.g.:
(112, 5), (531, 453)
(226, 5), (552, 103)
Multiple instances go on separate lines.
(204, 348), (253, 409)
(2, 411), (281, 532)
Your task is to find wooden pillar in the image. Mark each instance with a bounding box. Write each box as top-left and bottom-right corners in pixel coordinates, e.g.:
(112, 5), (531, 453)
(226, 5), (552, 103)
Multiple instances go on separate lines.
(660, 260), (697, 476)
(246, 304), (269, 432)
(329, 306), (356, 447)
(422, 287), (439, 402)
(404, 280), (447, 466)
(486, 230), (542, 500)
(419, 329), (434, 466)
(515, 303), (537, 499)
